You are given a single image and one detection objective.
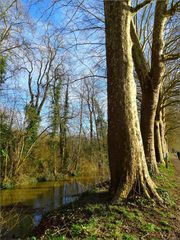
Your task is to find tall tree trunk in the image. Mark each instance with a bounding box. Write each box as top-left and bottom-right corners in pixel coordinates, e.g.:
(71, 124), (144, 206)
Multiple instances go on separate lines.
(149, 0), (169, 166)
(89, 110), (93, 142)
(154, 89), (165, 165)
(60, 81), (69, 172)
(154, 111), (165, 164)
(130, 22), (159, 175)
(91, 98), (101, 152)
(140, 88), (160, 174)
(131, 0), (169, 175)
(160, 108), (168, 157)
(74, 95), (83, 171)
(104, 0), (162, 202)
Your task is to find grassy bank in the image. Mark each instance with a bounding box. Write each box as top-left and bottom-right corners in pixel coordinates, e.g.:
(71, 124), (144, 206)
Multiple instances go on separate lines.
(31, 159), (180, 240)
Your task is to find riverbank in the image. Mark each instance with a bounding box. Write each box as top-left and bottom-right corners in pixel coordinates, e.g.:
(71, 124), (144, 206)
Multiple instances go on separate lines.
(1, 177), (107, 239)
(32, 158), (180, 240)
(1, 167), (107, 190)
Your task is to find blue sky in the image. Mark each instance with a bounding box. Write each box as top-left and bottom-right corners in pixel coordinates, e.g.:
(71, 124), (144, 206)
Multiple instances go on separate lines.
(1, 0), (107, 133)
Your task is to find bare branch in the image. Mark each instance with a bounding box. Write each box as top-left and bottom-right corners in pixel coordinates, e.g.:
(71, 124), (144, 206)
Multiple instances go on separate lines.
(162, 53), (180, 61)
(166, 0), (180, 16)
(131, 0), (152, 14)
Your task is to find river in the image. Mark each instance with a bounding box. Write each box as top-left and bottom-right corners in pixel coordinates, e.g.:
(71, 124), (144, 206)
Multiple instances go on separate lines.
(0, 177), (102, 239)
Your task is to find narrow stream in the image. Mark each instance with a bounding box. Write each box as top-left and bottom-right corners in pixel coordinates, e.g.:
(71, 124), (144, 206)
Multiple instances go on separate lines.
(0, 177), (101, 239)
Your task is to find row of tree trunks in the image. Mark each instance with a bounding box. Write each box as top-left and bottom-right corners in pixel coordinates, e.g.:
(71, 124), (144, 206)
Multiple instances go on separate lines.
(131, 22), (160, 174)
(154, 89), (167, 165)
(104, 0), (162, 202)
(148, 0), (168, 168)
(131, 0), (172, 175)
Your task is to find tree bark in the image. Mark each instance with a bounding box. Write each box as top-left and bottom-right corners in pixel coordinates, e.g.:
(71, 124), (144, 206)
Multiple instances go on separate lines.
(149, 0), (168, 164)
(130, 22), (159, 175)
(131, 0), (169, 175)
(74, 95), (84, 171)
(104, 0), (162, 202)
(160, 108), (168, 158)
(60, 81), (69, 172)
(154, 88), (166, 165)
(140, 88), (160, 174)
(154, 112), (165, 164)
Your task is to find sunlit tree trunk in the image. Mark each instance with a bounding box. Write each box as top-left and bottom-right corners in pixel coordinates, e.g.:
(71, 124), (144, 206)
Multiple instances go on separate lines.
(155, 111), (165, 164)
(154, 88), (166, 165)
(131, 0), (171, 175)
(104, 0), (162, 202)
(130, 22), (159, 175)
(141, 88), (160, 173)
(148, 0), (169, 168)
(160, 108), (168, 157)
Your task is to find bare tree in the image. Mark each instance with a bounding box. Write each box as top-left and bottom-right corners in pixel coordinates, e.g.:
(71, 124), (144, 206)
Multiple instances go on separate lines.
(131, 0), (179, 174)
(104, 0), (162, 201)
(17, 27), (64, 146)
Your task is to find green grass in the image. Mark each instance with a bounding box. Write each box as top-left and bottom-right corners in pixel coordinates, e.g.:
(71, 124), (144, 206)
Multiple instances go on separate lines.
(141, 222), (161, 233)
(122, 233), (137, 240)
(33, 158), (179, 240)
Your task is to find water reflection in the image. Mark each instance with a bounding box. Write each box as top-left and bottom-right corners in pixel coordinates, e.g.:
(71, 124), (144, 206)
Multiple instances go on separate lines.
(63, 181), (86, 205)
(0, 177), (100, 239)
(1, 178), (98, 208)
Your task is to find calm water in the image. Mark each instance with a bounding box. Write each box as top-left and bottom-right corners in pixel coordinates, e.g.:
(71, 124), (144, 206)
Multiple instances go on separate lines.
(0, 177), (101, 239)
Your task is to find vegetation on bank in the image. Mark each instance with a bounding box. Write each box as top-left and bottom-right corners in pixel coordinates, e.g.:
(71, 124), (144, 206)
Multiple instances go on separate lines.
(0, 112), (108, 189)
(29, 159), (180, 240)
(0, 85), (108, 189)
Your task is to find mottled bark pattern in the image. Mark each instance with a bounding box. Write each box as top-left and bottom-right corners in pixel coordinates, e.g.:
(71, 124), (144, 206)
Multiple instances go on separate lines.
(154, 89), (166, 164)
(160, 108), (168, 158)
(149, 0), (168, 167)
(131, 0), (169, 175)
(140, 88), (160, 173)
(104, 0), (162, 201)
(155, 112), (165, 164)
(131, 23), (159, 174)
